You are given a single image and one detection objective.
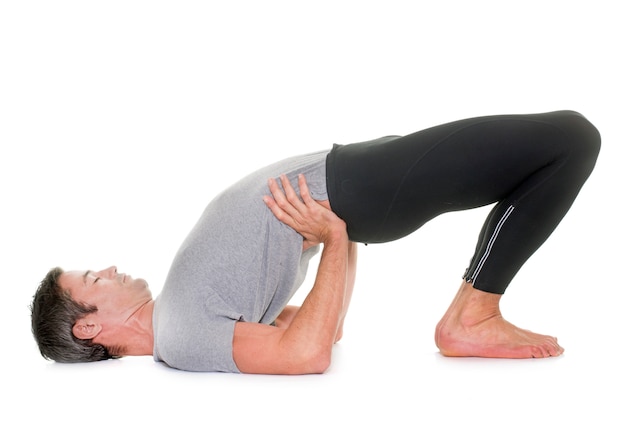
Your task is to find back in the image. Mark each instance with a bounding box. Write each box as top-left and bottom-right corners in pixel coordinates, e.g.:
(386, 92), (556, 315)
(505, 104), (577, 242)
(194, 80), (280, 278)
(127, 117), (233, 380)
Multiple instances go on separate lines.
(153, 150), (329, 372)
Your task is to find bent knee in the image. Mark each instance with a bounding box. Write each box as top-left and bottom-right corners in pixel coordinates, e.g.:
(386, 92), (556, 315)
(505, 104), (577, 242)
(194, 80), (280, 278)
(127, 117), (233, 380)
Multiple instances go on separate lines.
(544, 111), (601, 174)
(556, 110), (601, 155)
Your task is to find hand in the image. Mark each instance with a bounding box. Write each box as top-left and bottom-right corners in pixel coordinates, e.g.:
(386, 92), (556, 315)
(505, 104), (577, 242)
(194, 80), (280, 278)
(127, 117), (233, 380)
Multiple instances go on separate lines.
(264, 174), (346, 244)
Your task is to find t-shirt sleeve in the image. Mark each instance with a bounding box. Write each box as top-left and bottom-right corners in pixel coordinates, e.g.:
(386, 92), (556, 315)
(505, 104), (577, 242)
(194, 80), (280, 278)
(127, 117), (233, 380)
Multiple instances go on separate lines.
(154, 290), (243, 373)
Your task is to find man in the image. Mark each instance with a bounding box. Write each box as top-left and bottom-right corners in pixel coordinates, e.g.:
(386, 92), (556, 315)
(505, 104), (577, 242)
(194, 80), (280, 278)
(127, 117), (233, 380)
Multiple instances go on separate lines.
(31, 110), (600, 373)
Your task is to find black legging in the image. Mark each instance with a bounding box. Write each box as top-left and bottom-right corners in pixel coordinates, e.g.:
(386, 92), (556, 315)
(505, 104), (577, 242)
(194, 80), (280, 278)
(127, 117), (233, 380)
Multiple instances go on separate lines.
(326, 110), (601, 294)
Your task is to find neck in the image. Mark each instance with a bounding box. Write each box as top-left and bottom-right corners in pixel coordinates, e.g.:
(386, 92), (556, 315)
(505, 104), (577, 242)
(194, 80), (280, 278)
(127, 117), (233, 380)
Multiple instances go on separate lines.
(126, 299), (156, 356)
(101, 299), (156, 357)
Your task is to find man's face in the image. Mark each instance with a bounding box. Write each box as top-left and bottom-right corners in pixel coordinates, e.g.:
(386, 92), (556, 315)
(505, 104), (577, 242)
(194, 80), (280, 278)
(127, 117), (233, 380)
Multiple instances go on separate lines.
(59, 266), (153, 331)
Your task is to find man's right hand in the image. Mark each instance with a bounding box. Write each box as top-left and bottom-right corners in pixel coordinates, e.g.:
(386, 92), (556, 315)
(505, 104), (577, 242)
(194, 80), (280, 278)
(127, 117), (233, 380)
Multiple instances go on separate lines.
(263, 173), (347, 245)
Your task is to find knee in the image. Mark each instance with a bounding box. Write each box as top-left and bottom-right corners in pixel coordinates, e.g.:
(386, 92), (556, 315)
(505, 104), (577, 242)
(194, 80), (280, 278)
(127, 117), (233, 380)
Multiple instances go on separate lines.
(551, 111), (601, 166)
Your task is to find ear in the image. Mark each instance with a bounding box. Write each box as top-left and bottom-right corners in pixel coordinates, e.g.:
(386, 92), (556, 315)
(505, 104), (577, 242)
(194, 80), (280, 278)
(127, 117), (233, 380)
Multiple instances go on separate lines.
(72, 318), (102, 340)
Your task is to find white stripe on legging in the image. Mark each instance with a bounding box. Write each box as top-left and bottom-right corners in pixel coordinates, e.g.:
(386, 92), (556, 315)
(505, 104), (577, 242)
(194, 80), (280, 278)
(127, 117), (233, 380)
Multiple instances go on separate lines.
(470, 205), (515, 285)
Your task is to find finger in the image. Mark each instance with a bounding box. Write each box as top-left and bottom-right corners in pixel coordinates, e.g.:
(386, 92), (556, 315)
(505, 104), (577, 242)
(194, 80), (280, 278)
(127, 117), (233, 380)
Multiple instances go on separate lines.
(266, 178), (297, 222)
(269, 176), (294, 211)
(267, 177), (285, 202)
(263, 194), (289, 223)
(279, 174), (307, 213)
(297, 174), (315, 205)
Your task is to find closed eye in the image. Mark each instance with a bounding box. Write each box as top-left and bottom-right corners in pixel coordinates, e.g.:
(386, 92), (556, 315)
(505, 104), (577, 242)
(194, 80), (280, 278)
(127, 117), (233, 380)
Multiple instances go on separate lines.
(83, 270), (100, 285)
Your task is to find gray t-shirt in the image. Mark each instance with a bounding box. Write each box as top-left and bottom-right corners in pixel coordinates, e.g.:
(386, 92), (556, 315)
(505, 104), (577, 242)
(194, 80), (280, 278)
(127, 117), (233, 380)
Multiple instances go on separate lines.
(153, 150), (330, 372)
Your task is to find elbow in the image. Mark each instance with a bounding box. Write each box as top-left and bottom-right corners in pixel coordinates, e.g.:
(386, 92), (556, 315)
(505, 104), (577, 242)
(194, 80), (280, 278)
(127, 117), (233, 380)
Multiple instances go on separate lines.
(291, 344), (332, 374)
(308, 348), (332, 374)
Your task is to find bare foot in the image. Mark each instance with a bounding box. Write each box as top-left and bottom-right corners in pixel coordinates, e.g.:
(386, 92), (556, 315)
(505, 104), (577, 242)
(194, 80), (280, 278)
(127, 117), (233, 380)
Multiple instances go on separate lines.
(435, 281), (564, 358)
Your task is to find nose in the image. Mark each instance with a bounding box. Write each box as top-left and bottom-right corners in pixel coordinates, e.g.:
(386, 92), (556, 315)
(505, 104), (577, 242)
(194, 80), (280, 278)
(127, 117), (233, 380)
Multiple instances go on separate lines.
(101, 266), (118, 277)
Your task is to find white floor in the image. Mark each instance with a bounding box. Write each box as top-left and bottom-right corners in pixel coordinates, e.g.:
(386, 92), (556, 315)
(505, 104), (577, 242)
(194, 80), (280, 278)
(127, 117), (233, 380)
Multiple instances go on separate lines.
(2, 2), (624, 421)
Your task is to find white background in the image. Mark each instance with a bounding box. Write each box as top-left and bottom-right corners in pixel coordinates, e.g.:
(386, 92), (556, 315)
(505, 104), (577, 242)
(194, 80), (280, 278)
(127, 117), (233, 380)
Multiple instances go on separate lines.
(1, 1), (624, 420)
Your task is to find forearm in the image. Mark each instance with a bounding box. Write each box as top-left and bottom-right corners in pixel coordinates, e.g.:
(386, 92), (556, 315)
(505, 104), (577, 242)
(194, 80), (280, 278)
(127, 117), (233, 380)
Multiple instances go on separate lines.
(279, 229), (349, 371)
(261, 173), (351, 373)
(335, 241), (357, 342)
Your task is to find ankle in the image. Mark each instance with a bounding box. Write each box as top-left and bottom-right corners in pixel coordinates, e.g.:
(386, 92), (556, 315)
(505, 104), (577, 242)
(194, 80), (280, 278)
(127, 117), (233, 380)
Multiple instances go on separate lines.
(453, 284), (503, 327)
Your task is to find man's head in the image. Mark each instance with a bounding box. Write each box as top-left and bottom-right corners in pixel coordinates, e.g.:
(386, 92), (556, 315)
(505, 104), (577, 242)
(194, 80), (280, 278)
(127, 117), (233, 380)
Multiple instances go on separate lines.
(31, 267), (113, 362)
(31, 266), (152, 363)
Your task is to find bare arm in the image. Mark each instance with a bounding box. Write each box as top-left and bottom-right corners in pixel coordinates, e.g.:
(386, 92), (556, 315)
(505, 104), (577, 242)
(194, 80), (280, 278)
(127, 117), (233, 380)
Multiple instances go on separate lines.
(276, 240), (357, 344)
(232, 174), (349, 374)
(335, 240), (357, 342)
